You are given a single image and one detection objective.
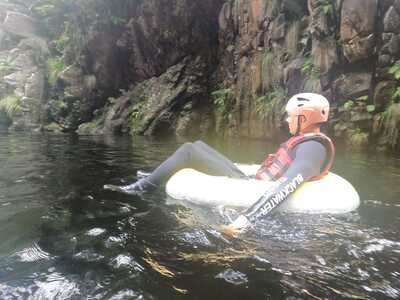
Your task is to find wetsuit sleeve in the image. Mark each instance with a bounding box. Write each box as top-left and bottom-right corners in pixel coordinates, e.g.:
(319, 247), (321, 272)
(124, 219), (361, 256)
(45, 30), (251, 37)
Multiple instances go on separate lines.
(243, 141), (327, 222)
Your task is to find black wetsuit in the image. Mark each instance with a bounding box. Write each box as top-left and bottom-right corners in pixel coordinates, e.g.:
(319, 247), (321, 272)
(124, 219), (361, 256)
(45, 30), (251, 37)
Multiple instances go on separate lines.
(130, 139), (327, 221)
(143, 140), (248, 185)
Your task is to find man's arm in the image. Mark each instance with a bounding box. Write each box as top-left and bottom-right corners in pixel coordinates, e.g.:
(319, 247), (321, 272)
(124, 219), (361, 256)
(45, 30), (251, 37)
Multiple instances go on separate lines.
(222, 141), (327, 236)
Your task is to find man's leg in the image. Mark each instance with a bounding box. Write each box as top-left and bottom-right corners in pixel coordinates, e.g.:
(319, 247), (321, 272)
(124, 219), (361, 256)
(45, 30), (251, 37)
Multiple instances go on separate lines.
(192, 140), (246, 178)
(104, 141), (246, 193)
(146, 141), (246, 185)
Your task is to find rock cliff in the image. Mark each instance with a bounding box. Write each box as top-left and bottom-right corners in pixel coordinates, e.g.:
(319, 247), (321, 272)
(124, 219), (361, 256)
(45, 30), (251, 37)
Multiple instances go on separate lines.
(0, 0), (400, 151)
(0, 2), (48, 130)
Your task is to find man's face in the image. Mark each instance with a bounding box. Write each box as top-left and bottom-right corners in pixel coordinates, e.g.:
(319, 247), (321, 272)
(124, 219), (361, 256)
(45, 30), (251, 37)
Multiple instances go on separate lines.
(286, 112), (298, 135)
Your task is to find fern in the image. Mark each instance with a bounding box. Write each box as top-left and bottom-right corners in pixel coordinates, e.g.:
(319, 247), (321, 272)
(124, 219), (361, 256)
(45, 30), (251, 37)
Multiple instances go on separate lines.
(0, 96), (21, 119)
(211, 88), (234, 122)
(256, 87), (286, 118)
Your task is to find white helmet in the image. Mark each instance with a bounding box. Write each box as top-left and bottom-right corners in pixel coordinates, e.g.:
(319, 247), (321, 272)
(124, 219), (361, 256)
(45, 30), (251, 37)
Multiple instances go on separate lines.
(286, 93), (330, 129)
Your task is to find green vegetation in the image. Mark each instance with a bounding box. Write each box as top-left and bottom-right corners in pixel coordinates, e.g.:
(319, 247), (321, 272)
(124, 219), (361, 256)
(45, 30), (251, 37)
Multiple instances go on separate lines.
(54, 31), (71, 53)
(255, 87), (286, 119)
(263, 51), (274, 70)
(389, 63), (400, 80)
(262, 51), (275, 91)
(389, 63), (400, 102)
(0, 58), (15, 74)
(47, 57), (66, 86)
(366, 105), (375, 113)
(348, 128), (369, 148)
(356, 95), (368, 102)
(392, 87), (400, 103)
(343, 100), (354, 110)
(342, 95), (373, 113)
(0, 95), (21, 123)
(212, 88), (234, 122)
(316, 0), (334, 16)
(31, 0), (76, 38)
(301, 57), (320, 80)
(130, 101), (146, 134)
(110, 16), (126, 26)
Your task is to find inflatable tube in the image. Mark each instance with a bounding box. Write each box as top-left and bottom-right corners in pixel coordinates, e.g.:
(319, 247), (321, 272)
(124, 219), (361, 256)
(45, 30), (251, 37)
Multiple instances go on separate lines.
(165, 165), (360, 214)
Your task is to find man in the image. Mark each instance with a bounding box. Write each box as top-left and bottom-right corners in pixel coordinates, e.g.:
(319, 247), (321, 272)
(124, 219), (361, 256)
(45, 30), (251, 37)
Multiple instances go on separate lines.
(104, 93), (334, 235)
(221, 92), (334, 236)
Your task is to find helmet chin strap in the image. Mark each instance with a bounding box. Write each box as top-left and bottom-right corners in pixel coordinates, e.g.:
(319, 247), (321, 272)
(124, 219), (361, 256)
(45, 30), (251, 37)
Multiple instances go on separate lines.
(295, 115), (302, 136)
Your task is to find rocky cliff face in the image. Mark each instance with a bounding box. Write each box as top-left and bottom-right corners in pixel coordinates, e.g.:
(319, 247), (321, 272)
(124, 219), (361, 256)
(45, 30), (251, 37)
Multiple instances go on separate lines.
(47, 0), (223, 135)
(0, 2), (48, 130)
(1, 0), (400, 151)
(216, 0), (400, 150)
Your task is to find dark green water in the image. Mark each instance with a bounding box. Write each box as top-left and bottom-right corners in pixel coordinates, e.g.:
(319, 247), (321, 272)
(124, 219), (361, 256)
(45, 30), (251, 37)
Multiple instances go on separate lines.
(0, 132), (400, 299)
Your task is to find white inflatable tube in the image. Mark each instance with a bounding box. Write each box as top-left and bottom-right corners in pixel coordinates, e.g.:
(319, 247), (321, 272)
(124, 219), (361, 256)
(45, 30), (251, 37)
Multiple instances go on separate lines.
(165, 165), (360, 214)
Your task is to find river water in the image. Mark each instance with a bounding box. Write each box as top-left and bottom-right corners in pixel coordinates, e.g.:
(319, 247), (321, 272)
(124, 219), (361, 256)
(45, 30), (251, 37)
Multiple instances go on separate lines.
(0, 132), (399, 300)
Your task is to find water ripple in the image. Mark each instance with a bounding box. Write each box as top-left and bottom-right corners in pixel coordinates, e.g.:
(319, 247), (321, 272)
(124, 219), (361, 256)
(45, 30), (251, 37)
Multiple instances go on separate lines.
(29, 273), (80, 300)
(215, 268), (248, 285)
(14, 243), (51, 262)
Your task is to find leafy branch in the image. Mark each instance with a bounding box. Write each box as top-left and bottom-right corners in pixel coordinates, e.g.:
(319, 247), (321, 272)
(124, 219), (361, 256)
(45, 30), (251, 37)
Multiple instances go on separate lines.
(212, 88), (234, 122)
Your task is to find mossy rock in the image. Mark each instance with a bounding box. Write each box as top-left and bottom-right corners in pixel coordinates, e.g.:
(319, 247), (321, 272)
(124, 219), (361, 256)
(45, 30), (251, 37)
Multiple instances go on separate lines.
(77, 118), (104, 135)
(43, 122), (64, 133)
(347, 130), (369, 148)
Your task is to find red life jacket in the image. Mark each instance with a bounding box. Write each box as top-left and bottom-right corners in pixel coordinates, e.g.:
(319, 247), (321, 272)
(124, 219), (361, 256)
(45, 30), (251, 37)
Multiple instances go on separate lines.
(256, 133), (335, 181)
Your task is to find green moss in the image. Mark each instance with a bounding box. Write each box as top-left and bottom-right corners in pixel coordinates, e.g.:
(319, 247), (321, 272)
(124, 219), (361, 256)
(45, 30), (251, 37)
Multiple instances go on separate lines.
(43, 122), (63, 132)
(130, 101), (146, 135)
(77, 115), (105, 134)
(347, 129), (369, 148)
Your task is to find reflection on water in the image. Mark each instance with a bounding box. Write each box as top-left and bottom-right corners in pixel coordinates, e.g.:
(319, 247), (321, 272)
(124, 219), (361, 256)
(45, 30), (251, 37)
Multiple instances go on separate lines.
(0, 132), (400, 299)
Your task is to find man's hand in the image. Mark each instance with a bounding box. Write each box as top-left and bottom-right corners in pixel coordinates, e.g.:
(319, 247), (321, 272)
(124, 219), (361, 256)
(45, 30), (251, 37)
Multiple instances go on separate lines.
(220, 215), (251, 238)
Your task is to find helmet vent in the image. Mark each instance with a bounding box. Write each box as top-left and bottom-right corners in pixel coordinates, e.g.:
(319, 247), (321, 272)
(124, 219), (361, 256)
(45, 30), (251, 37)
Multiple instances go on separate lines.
(297, 104), (304, 107)
(297, 97), (310, 102)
